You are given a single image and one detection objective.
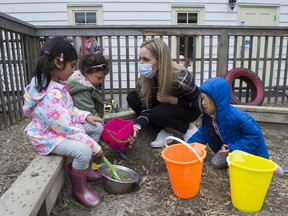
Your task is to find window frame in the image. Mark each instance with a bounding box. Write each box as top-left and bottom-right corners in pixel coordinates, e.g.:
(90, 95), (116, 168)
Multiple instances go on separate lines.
(67, 5), (103, 25)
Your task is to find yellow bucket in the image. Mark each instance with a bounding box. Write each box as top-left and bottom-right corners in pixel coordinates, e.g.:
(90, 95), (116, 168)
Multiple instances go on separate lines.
(227, 150), (277, 213)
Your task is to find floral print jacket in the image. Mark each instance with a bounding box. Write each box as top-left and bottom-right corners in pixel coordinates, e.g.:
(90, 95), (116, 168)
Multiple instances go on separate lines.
(23, 77), (101, 156)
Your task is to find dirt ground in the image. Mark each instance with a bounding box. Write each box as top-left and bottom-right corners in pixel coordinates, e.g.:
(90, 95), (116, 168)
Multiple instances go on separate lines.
(0, 118), (287, 216)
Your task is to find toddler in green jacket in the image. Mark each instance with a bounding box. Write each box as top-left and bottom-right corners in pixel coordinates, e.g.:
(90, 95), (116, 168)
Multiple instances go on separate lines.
(66, 53), (110, 181)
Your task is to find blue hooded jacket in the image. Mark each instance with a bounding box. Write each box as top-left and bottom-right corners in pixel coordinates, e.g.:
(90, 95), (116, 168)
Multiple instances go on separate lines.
(188, 77), (269, 159)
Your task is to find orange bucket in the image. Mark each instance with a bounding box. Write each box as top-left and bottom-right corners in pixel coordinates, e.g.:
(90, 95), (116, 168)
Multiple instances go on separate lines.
(162, 136), (206, 199)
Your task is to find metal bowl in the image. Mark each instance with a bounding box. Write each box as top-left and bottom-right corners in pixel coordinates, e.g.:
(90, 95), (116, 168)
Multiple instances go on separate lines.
(100, 165), (139, 194)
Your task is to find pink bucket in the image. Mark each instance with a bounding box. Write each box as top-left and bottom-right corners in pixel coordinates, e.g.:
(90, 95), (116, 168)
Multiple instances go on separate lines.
(101, 118), (134, 152)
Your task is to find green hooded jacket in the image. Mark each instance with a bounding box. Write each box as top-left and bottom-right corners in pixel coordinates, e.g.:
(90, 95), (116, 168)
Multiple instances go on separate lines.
(66, 80), (104, 118)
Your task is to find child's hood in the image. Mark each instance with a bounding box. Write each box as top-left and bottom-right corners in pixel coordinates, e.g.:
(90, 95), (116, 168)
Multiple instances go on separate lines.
(199, 77), (231, 114)
(23, 77), (64, 117)
(67, 70), (94, 89)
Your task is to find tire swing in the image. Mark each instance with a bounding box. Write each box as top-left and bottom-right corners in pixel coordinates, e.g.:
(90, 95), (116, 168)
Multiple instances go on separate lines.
(223, 68), (264, 106)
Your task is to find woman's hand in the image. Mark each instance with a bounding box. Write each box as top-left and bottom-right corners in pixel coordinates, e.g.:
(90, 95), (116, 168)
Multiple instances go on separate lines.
(157, 92), (178, 104)
(218, 144), (229, 157)
(86, 115), (104, 126)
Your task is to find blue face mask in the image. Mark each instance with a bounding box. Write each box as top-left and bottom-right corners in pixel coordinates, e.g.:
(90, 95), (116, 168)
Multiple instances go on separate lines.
(138, 63), (157, 79)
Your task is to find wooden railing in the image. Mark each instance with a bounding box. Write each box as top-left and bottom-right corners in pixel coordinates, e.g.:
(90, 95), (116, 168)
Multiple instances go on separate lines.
(1, 12), (288, 130)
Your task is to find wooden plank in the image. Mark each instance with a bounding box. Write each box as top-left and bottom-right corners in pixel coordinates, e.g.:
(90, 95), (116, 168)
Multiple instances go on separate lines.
(0, 12), (35, 35)
(217, 29), (228, 76)
(0, 30), (10, 129)
(37, 165), (65, 216)
(5, 31), (17, 125)
(45, 165), (65, 215)
(234, 105), (288, 114)
(0, 155), (65, 216)
(233, 105), (288, 124)
(104, 110), (137, 122)
(105, 107), (288, 126)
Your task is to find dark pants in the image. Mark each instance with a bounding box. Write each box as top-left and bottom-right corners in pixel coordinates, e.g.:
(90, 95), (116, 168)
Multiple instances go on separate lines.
(127, 90), (201, 134)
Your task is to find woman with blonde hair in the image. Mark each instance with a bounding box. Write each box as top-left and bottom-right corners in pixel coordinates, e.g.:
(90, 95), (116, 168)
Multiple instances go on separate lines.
(127, 39), (201, 148)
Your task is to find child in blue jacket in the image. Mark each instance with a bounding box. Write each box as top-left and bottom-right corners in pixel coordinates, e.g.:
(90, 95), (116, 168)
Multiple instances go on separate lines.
(188, 77), (284, 177)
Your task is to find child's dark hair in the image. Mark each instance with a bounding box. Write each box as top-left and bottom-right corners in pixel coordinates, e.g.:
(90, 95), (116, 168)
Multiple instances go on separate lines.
(79, 52), (109, 75)
(34, 37), (78, 91)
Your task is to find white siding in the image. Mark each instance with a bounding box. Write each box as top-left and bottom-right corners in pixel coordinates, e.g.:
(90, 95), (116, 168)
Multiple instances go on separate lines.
(0, 0), (287, 26)
(103, 2), (171, 25)
(279, 7), (288, 26)
(1, 2), (70, 25)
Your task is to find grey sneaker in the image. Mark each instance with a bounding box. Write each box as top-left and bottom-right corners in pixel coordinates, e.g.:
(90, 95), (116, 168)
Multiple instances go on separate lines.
(151, 129), (173, 148)
(211, 153), (228, 169)
(274, 164), (284, 178)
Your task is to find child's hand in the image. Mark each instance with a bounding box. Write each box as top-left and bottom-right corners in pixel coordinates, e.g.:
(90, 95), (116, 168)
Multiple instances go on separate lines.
(128, 135), (136, 148)
(129, 131), (137, 147)
(94, 149), (103, 159)
(128, 124), (140, 147)
(218, 144), (229, 157)
(86, 115), (104, 126)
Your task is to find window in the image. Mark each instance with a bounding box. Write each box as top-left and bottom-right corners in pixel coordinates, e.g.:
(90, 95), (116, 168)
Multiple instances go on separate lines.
(67, 5), (103, 25)
(177, 12), (198, 24)
(75, 12), (97, 24)
(171, 6), (204, 63)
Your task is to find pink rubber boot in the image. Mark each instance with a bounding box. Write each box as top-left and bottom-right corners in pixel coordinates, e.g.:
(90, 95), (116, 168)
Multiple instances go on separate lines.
(86, 158), (103, 182)
(67, 163), (101, 208)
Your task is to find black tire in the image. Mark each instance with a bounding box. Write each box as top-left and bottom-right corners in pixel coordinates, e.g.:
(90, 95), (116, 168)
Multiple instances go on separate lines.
(223, 68), (264, 106)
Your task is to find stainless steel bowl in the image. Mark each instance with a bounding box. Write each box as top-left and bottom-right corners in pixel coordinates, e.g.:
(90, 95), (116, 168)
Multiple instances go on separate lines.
(100, 165), (139, 194)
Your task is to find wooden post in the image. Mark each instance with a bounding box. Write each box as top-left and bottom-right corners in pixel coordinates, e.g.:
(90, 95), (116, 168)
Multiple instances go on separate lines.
(217, 29), (228, 77)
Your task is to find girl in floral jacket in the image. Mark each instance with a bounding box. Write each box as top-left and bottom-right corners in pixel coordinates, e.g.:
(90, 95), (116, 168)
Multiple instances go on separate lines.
(23, 37), (102, 208)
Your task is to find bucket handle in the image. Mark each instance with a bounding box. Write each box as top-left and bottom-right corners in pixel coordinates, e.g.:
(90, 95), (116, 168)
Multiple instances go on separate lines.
(107, 131), (134, 144)
(165, 136), (202, 163)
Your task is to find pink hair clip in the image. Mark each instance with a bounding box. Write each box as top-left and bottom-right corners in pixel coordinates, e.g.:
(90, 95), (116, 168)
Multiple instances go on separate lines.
(43, 51), (50, 56)
(59, 53), (64, 62)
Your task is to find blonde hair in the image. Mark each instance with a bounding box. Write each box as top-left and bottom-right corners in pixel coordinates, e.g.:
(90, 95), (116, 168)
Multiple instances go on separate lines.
(201, 93), (212, 103)
(139, 39), (174, 106)
(200, 93), (215, 115)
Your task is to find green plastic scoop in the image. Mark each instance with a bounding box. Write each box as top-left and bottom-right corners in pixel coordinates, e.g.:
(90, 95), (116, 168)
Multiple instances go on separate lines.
(103, 156), (122, 181)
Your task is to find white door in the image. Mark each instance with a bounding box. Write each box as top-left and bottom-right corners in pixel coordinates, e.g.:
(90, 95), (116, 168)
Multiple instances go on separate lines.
(238, 6), (278, 26)
(237, 6), (279, 86)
